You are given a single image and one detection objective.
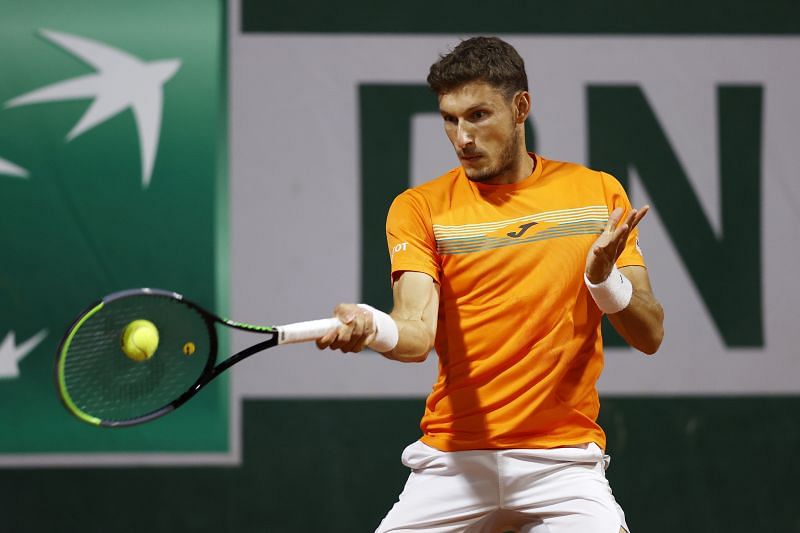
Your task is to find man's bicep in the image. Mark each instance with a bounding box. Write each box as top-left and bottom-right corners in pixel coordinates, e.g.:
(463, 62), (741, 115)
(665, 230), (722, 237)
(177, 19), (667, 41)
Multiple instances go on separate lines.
(391, 271), (440, 336)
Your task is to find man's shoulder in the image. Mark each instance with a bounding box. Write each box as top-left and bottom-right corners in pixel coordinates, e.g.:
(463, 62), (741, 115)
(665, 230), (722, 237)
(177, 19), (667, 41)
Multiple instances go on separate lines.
(387, 169), (462, 230)
(538, 156), (627, 191)
(393, 166), (461, 208)
(412, 166), (462, 194)
(540, 156), (602, 180)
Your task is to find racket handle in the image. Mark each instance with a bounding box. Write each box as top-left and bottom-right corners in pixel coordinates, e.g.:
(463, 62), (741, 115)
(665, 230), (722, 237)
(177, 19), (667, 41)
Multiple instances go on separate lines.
(277, 318), (343, 344)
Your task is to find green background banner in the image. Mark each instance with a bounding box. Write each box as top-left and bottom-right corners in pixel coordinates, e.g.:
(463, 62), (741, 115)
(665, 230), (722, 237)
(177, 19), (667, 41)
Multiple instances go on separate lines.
(0, 0), (228, 454)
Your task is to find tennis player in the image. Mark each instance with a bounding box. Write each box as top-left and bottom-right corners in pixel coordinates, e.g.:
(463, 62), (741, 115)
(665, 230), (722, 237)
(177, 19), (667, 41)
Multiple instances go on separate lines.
(317, 36), (664, 533)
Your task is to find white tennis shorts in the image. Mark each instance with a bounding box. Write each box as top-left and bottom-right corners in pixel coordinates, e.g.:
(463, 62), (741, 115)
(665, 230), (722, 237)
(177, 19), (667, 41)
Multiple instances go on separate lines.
(375, 441), (629, 533)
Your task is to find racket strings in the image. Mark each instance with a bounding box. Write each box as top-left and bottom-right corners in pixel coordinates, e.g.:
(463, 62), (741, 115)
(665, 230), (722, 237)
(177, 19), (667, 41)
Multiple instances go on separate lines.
(61, 295), (213, 423)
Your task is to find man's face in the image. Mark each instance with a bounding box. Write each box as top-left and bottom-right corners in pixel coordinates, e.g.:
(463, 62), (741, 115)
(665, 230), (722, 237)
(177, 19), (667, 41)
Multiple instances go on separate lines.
(438, 81), (521, 183)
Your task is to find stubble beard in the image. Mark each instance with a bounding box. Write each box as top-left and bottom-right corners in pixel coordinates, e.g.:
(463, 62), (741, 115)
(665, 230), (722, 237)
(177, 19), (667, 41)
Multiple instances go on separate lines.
(464, 126), (521, 183)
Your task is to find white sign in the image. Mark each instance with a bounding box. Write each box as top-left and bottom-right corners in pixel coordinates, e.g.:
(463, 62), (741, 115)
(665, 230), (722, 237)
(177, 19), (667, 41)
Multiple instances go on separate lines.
(230, 34), (800, 396)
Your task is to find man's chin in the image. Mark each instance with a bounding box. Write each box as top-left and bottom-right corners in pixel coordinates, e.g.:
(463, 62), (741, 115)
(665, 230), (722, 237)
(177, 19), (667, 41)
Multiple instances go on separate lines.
(464, 167), (497, 183)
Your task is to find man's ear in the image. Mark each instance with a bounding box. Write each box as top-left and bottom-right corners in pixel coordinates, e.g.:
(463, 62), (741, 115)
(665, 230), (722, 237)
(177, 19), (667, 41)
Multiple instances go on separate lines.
(514, 91), (531, 124)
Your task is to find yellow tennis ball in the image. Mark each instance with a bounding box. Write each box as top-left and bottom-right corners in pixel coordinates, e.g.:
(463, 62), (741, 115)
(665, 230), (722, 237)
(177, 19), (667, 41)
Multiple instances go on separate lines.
(121, 319), (159, 362)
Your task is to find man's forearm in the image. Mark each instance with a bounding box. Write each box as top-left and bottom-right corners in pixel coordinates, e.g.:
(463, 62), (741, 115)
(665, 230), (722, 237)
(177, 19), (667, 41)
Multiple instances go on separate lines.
(607, 290), (664, 355)
(382, 315), (435, 362)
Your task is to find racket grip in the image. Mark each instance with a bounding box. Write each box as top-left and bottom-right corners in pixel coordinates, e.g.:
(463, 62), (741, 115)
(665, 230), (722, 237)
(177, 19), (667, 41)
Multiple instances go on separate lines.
(277, 318), (343, 344)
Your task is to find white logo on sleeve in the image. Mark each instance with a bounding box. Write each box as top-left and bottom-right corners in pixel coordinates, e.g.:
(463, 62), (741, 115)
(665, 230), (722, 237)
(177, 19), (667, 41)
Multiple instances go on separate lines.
(391, 242), (408, 262)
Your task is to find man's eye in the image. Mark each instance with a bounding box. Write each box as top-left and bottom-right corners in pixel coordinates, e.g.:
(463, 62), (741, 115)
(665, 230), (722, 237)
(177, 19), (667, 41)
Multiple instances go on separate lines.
(472, 111), (487, 120)
(443, 116), (457, 124)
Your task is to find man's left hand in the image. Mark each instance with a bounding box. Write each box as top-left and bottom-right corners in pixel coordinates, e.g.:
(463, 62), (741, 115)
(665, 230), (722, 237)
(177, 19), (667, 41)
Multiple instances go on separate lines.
(585, 205), (649, 284)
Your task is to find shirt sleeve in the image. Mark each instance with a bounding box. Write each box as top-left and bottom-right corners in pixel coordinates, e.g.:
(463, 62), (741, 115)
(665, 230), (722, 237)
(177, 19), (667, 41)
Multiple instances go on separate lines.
(600, 172), (647, 269)
(385, 189), (441, 284)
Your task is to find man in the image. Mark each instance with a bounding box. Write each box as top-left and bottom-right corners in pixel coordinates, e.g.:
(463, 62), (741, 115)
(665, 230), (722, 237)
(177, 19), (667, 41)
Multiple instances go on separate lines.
(317, 36), (664, 533)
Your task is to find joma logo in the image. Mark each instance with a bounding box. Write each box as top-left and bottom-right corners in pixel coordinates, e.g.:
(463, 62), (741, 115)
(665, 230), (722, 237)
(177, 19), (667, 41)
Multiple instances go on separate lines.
(507, 222), (537, 238)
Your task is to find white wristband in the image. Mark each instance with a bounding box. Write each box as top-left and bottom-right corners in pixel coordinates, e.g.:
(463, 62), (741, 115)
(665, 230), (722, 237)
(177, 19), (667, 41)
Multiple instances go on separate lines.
(584, 266), (633, 314)
(357, 304), (399, 353)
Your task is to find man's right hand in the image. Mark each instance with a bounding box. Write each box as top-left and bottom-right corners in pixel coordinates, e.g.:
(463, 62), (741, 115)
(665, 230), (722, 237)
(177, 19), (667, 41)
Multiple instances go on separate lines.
(317, 272), (439, 362)
(316, 303), (377, 354)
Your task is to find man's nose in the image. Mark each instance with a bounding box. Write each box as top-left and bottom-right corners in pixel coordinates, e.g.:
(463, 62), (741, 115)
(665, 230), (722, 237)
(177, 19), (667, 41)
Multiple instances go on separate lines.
(457, 121), (474, 148)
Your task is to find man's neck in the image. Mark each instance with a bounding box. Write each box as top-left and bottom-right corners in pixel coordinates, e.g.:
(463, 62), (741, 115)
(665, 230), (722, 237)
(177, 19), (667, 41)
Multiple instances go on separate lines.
(483, 152), (535, 185)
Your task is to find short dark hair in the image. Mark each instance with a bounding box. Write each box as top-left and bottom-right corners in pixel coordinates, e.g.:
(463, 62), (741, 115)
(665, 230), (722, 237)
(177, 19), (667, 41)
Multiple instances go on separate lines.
(427, 37), (528, 99)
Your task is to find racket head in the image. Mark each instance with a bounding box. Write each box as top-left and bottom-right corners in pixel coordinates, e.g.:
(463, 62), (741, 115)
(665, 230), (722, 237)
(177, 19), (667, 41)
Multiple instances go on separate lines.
(55, 288), (218, 427)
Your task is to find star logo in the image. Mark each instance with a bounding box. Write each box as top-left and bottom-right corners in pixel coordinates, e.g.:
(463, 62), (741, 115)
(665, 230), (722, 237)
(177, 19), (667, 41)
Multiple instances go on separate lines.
(4, 29), (181, 187)
(0, 330), (47, 379)
(0, 157), (28, 178)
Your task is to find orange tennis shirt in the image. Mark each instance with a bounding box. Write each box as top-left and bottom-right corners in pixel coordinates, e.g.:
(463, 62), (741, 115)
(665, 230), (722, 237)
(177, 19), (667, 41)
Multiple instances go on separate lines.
(386, 154), (645, 452)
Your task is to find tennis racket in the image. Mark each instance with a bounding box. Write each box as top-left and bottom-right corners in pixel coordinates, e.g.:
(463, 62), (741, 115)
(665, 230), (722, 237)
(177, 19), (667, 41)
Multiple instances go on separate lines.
(55, 287), (341, 427)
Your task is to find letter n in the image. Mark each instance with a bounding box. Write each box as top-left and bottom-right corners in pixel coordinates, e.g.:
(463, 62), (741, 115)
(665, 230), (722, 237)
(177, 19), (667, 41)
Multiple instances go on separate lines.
(589, 85), (763, 347)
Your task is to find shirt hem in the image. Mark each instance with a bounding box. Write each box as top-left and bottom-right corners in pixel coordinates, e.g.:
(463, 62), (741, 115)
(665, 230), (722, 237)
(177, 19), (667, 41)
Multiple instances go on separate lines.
(420, 433), (607, 453)
(391, 263), (440, 284)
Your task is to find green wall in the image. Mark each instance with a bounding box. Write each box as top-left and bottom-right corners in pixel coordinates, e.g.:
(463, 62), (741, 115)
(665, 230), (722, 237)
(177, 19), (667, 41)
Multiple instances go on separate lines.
(2, 398), (799, 531)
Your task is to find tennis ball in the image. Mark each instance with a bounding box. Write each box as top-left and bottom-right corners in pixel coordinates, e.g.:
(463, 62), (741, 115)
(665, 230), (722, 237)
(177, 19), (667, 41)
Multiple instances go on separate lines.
(121, 319), (159, 362)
